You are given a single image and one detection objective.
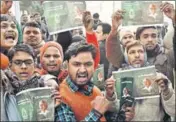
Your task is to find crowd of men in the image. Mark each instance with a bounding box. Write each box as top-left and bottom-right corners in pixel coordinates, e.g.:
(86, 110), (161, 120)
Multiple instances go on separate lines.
(1, 0), (175, 121)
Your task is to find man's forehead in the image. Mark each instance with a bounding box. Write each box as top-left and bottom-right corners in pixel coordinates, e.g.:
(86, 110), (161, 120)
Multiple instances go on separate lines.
(24, 26), (40, 31)
(141, 28), (157, 34)
(1, 20), (15, 24)
(128, 45), (144, 51)
(70, 53), (94, 62)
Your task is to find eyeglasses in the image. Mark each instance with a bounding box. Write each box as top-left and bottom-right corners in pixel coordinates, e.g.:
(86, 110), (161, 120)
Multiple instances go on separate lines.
(12, 59), (34, 66)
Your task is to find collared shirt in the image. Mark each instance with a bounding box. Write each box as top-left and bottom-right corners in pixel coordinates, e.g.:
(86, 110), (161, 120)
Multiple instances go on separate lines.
(55, 77), (102, 122)
(66, 77), (94, 96)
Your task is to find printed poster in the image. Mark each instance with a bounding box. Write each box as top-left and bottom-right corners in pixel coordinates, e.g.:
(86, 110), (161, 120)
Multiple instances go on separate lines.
(121, 1), (164, 26)
(113, 65), (159, 100)
(92, 64), (105, 90)
(43, 1), (86, 35)
(16, 87), (54, 121)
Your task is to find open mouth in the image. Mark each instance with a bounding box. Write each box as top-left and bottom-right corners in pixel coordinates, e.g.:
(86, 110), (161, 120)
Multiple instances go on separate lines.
(19, 72), (29, 77)
(77, 73), (88, 83)
(5, 33), (16, 41)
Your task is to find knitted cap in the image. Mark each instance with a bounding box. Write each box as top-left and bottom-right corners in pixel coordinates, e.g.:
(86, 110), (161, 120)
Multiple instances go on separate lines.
(119, 28), (134, 41)
(40, 41), (64, 62)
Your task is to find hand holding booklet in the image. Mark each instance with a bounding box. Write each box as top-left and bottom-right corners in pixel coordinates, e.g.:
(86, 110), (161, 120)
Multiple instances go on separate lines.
(112, 65), (160, 100)
(16, 87), (54, 121)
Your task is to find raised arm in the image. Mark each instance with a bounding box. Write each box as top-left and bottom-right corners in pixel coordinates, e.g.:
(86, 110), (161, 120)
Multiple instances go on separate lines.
(106, 10), (124, 68)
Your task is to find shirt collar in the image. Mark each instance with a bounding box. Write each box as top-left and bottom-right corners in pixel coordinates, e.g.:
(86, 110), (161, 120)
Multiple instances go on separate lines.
(66, 77), (94, 95)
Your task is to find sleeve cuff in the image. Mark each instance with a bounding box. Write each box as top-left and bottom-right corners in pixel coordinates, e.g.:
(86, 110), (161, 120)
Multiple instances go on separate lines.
(84, 109), (102, 121)
(162, 88), (174, 101)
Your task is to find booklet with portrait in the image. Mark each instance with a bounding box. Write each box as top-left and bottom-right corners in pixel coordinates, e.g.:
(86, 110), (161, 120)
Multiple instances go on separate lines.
(92, 64), (105, 90)
(112, 65), (160, 100)
(121, 1), (164, 26)
(16, 87), (54, 121)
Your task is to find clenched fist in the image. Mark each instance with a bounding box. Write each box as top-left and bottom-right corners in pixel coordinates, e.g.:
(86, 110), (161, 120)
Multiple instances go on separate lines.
(82, 11), (94, 30)
(91, 96), (110, 114)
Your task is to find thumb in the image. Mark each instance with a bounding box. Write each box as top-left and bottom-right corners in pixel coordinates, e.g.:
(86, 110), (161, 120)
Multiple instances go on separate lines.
(91, 100), (95, 106)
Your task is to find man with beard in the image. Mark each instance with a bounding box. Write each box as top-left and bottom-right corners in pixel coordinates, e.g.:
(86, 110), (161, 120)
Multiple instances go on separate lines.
(136, 25), (174, 88)
(22, 21), (45, 66)
(55, 41), (121, 121)
(0, 14), (19, 55)
(106, 4), (175, 87)
(39, 41), (68, 84)
(108, 41), (175, 121)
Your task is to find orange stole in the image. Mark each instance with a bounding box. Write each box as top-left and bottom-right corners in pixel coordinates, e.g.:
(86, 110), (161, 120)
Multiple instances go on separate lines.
(60, 80), (106, 121)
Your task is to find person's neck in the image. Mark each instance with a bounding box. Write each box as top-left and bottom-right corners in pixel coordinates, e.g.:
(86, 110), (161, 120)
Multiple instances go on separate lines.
(146, 44), (160, 58)
(86, 29), (94, 34)
(0, 47), (9, 55)
(48, 70), (60, 77)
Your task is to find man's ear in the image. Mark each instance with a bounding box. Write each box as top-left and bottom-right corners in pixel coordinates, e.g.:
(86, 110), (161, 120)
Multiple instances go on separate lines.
(9, 62), (12, 68)
(62, 60), (68, 70)
(104, 34), (109, 39)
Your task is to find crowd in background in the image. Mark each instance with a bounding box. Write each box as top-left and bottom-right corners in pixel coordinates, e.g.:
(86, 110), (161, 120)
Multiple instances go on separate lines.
(1, 0), (175, 121)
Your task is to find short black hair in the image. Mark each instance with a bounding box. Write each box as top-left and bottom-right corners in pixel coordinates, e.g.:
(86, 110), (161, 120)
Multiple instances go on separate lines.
(8, 44), (35, 61)
(136, 26), (157, 40)
(65, 41), (96, 61)
(93, 13), (99, 19)
(0, 14), (17, 25)
(22, 21), (42, 33)
(71, 35), (86, 43)
(97, 22), (111, 35)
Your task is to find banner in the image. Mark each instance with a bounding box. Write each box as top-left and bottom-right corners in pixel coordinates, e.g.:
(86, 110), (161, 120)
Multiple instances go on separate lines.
(43, 1), (86, 35)
(121, 1), (164, 26)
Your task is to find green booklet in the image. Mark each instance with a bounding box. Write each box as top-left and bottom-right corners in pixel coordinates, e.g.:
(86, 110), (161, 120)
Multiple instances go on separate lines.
(121, 1), (163, 26)
(112, 65), (159, 100)
(92, 64), (105, 90)
(43, 1), (86, 35)
(16, 87), (54, 121)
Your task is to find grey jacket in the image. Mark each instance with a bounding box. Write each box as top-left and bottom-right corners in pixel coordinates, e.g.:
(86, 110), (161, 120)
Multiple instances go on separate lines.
(106, 32), (175, 88)
(1, 70), (21, 121)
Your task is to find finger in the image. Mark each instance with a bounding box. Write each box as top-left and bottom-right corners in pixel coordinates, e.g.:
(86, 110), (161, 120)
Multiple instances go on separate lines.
(158, 82), (166, 89)
(161, 3), (171, 11)
(51, 92), (60, 98)
(52, 94), (62, 99)
(125, 107), (134, 112)
(106, 81), (115, 85)
(125, 114), (133, 121)
(125, 112), (134, 117)
(160, 2), (170, 10)
(105, 85), (114, 90)
(157, 80), (164, 85)
(91, 100), (95, 106)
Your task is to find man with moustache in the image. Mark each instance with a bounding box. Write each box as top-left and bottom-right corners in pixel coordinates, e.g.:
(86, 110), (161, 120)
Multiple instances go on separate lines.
(106, 5), (175, 87)
(55, 41), (121, 121)
(107, 41), (175, 121)
(0, 14), (19, 55)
